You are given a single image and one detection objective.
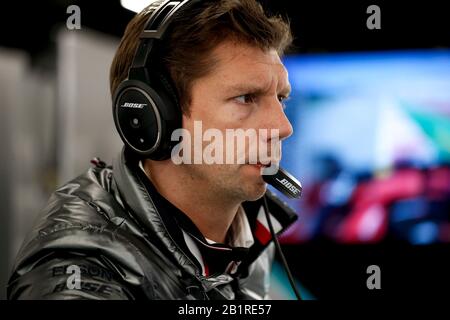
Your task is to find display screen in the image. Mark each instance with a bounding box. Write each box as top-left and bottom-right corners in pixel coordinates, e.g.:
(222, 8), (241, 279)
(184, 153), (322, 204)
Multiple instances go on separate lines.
(279, 50), (450, 244)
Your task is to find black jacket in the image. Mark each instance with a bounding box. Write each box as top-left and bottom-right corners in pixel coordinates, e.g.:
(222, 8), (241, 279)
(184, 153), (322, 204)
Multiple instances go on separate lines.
(7, 149), (297, 300)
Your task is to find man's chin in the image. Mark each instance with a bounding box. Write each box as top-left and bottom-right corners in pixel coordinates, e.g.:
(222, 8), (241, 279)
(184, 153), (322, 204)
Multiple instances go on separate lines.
(234, 164), (268, 201)
(241, 180), (267, 202)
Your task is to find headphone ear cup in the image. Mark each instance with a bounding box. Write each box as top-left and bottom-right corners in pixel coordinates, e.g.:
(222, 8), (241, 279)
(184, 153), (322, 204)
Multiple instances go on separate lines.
(112, 79), (181, 160)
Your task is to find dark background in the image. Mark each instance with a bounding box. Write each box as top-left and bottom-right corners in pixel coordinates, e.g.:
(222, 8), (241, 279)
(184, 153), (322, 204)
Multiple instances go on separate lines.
(1, 0), (449, 300)
(1, 0), (449, 57)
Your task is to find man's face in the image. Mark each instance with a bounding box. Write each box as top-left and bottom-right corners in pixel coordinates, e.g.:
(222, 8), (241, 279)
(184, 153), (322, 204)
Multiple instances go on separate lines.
(180, 39), (293, 202)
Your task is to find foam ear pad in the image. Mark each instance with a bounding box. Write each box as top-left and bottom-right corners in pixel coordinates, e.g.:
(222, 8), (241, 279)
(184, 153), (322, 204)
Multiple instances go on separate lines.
(112, 79), (181, 160)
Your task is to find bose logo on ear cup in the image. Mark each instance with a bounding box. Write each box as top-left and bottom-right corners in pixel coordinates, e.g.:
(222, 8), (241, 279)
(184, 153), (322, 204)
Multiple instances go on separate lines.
(121, 102), (147, 109)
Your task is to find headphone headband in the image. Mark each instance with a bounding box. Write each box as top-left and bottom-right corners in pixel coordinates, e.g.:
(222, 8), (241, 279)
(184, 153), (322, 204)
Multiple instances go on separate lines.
(141, 0), (195, 40)
(130, 0), (201, 80)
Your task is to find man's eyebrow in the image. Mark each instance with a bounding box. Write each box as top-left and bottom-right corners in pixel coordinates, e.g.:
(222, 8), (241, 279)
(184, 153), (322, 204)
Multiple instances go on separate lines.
(225, 83), (269, 95)
(225, 83), (292, 96)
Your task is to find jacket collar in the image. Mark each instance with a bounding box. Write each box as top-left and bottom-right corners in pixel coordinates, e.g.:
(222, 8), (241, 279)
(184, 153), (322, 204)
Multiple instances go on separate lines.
(113, 148), (298, 279)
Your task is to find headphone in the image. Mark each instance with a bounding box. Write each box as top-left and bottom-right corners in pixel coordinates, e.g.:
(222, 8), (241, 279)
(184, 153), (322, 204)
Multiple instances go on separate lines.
(112, 0), (201, 160)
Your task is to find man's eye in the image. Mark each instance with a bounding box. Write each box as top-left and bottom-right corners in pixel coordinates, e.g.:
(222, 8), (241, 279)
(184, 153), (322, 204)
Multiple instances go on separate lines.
(278, 95), (291, 109)
(235, 94), (256, 104)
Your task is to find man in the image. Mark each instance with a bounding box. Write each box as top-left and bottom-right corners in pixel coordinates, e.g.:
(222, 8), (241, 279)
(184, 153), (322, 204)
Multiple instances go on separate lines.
(8, 0), (297, 299)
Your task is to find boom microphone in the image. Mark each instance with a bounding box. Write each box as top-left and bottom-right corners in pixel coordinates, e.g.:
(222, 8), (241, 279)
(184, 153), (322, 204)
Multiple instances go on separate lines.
(261, 165), (303, 300)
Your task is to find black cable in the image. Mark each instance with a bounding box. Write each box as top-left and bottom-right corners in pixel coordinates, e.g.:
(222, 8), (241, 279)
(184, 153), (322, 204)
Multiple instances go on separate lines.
(263, 195), (302, 300)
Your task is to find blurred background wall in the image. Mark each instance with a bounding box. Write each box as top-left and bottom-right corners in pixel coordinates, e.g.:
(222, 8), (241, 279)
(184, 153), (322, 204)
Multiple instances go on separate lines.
(0, 28), (121, 299)
(56, 29), (121, 184)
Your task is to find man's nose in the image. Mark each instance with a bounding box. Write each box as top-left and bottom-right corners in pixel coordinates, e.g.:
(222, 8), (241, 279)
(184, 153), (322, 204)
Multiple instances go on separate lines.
(267, 99), (293, 141)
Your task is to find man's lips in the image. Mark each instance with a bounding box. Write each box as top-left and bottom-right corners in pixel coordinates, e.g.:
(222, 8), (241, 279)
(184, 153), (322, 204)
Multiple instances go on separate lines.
(244, 162), (280, 176)
(248, 164), (263, 170)
(246, 162), (274, 168)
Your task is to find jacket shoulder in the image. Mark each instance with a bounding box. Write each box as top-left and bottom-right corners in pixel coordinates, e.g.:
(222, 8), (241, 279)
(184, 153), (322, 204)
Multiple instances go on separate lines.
(30, 166), (118, 236)
(8, 165), (190, 299)
(7, 167), (137, 297)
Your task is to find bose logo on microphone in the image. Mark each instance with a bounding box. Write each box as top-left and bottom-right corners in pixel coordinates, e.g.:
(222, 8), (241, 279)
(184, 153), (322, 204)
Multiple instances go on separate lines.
(120, 102), (146, 109)
(275, 178), (300, 195)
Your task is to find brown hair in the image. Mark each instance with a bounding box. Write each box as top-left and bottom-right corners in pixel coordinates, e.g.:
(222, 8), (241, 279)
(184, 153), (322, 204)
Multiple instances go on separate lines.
(110, 0), (293, 115)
